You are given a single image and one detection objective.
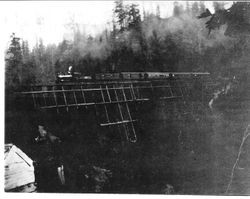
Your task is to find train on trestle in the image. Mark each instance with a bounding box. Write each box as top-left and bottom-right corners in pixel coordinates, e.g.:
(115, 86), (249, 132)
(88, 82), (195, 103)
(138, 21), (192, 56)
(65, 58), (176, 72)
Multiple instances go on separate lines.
(56, 70), (210, 83)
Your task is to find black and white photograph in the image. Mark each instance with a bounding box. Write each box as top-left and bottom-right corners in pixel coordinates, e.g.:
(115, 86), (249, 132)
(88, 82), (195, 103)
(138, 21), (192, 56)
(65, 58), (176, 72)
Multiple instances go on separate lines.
(2, 0), (250, 195)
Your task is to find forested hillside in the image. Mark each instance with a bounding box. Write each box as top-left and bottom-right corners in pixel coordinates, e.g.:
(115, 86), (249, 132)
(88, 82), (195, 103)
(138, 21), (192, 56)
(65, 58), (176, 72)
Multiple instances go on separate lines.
(5, 1), (250, 90)
(4, 1), (250, 194)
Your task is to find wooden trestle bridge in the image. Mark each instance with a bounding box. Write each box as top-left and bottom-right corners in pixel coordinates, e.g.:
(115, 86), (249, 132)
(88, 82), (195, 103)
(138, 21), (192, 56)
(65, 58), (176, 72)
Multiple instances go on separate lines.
(20, 72), (211, 143)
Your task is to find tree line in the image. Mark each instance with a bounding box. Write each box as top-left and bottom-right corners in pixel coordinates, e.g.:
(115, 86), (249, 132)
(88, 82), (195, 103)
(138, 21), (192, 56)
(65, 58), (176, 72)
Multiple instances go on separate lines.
(5, 1), (250, 90)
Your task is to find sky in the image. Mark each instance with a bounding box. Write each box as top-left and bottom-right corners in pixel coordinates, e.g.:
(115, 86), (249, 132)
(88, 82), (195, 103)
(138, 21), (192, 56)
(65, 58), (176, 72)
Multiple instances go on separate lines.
(0, 1), (233, 48)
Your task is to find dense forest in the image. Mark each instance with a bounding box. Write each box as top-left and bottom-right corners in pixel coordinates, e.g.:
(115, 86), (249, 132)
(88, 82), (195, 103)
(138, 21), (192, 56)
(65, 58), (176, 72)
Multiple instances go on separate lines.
(4, 1), (250, 194)
(5, 1), (250, 91)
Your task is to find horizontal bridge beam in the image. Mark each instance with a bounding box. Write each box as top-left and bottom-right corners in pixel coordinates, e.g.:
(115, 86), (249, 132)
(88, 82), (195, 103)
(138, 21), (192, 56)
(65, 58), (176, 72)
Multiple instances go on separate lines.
(100, 120), (137, 127)
(38, 96), (182, 110)
(20, 85), (176, 95)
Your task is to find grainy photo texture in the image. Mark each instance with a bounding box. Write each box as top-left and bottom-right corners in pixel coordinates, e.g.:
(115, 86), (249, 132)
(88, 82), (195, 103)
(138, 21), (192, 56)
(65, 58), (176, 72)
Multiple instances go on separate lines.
(3, 0), (250, 195)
